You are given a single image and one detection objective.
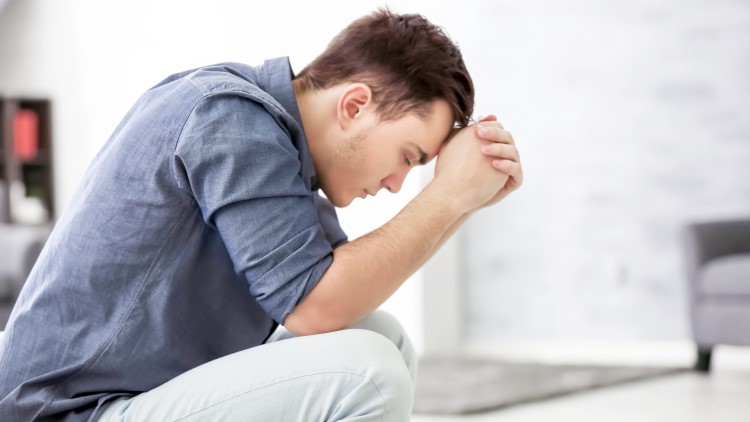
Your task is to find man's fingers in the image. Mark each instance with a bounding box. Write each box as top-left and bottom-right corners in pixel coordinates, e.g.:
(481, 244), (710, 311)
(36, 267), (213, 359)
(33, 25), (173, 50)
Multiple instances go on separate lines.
(480, 143), (520, 162)
(476, 115), (503, 128)
(491, 159), (524, 188)
(475, 124), (513, 144)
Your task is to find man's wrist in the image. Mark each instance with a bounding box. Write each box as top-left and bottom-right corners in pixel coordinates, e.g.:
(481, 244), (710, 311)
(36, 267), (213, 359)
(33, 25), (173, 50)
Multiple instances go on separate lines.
(421, 179), (470, 222)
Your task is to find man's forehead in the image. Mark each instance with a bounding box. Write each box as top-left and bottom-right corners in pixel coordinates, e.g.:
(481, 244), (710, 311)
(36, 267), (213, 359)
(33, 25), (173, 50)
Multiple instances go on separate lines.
(406, 112), (457, 164)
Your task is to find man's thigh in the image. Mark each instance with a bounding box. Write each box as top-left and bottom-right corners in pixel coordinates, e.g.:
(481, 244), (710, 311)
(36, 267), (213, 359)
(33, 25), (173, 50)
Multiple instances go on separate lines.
(95, 311), (416, 421)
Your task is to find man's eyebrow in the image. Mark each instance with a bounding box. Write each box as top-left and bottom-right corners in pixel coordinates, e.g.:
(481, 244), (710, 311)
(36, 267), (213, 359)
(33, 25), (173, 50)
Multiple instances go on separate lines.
(408, 142), (429, 165)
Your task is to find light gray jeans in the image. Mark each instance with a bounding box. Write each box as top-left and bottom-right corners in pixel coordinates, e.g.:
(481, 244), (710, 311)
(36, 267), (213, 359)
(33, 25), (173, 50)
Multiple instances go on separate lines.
(94, 310), (417, 421)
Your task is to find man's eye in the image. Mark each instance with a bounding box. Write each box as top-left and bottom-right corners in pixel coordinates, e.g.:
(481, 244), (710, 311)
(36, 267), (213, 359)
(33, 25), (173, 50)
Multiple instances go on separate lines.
(404, 156), (412, 166)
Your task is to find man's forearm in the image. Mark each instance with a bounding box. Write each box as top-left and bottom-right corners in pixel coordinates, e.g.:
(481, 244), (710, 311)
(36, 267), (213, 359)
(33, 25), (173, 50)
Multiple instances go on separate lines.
(285, 182), (465, 335)
(420, 211), (471, 269)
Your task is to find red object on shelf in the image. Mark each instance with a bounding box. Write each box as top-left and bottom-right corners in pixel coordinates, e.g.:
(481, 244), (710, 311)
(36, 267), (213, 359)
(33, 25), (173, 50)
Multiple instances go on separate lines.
(14, 109), (39, 161)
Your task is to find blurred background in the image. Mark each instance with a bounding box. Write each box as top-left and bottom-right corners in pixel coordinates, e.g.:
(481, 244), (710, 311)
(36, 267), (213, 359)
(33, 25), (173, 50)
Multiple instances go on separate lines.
(1, 0), (749, 418)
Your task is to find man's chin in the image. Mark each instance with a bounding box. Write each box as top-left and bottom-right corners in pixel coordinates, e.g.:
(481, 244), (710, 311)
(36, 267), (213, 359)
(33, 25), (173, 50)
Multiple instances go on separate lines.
(333, 195), (355, 208)
(319, 187), (353, 208)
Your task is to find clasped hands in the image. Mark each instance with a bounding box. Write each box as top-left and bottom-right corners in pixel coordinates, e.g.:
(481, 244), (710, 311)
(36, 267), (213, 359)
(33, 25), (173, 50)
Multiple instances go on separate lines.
(433, 115), (523, 214)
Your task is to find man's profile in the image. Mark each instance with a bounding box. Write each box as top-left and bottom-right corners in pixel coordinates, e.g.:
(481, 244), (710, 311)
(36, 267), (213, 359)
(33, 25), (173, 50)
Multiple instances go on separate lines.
(0, 8), (522, 421)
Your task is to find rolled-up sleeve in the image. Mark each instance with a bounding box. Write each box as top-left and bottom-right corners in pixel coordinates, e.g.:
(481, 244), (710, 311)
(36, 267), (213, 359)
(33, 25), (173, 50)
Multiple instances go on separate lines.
(172, 94), (333, 324)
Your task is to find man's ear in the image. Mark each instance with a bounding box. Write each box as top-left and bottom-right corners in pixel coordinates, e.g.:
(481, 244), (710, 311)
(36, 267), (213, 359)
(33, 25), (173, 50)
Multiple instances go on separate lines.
(336, 83), (373, 130)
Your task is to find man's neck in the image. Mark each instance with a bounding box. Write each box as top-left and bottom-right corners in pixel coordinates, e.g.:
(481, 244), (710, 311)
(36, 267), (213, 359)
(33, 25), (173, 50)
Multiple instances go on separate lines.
(292, 80), (336, 183)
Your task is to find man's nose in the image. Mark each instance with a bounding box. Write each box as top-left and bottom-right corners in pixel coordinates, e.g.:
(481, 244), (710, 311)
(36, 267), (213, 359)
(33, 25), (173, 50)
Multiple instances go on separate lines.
(382, 168), (409, 194)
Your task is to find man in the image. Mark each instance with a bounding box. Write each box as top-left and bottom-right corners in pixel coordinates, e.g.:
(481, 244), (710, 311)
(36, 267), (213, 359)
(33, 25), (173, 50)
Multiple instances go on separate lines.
(0, 8), (522, 421)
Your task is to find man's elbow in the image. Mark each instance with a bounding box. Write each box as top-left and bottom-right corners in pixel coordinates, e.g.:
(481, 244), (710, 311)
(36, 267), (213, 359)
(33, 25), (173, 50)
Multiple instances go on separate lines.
(283, 262), (351, 336)
(283, 301), (343, 337)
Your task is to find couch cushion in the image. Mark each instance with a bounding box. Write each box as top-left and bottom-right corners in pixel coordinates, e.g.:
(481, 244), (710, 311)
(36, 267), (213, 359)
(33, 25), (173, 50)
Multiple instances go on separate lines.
(699, 253), (750, 296)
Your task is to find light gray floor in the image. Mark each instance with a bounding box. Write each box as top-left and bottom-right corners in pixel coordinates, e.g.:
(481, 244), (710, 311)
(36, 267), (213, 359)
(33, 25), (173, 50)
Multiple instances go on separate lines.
(412, 368), (750, 422)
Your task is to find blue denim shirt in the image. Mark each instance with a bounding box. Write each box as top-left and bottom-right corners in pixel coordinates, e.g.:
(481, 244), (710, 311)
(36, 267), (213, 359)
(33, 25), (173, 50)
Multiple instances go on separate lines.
(0, 57), (347, 421)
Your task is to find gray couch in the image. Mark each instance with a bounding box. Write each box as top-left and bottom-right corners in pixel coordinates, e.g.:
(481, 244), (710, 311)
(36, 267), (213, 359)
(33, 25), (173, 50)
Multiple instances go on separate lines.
(683, 218), (750, 372)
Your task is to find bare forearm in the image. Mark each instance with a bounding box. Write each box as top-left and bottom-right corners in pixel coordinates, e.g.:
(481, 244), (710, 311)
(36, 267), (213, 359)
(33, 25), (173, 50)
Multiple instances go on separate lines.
(419, 211), (471, 269)
(285, 182), (463, 335)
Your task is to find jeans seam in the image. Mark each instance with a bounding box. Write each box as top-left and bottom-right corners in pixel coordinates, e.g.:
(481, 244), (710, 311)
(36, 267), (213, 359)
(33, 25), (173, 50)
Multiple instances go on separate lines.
(173, 370), (387, 421)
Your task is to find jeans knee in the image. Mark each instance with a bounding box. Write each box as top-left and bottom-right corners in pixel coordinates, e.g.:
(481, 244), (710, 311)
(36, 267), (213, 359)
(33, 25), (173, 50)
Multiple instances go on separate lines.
(357, 310), (405, 338)
(346, 329), (414, 416)
(352, 310), (418, 384)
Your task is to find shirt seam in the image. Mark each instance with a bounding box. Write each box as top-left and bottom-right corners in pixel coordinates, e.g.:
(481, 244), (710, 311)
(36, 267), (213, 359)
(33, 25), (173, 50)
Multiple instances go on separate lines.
(39, 198), (198, 418)
(187, 73), (289, 119)
(170, 79), (294, 193)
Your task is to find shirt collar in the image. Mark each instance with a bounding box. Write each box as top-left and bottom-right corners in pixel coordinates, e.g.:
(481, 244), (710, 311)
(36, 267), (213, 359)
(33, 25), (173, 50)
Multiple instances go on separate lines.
(256, 57), (319, 191)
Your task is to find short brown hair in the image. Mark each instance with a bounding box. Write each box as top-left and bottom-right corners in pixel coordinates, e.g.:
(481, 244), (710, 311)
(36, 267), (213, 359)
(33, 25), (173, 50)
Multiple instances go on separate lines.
(295, 8), (474, 127)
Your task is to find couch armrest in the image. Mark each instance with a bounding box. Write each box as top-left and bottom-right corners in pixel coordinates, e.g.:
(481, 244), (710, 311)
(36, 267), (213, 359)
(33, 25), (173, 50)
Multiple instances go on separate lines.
(683, 218), (750, 297)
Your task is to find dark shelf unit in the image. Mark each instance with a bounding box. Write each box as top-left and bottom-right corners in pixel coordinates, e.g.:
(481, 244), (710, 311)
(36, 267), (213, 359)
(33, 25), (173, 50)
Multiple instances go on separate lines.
(0, 97), (54, 224)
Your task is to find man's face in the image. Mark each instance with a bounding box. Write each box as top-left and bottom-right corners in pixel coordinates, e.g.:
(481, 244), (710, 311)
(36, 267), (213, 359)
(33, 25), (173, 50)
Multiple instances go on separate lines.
(321, 99), (454, 207)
